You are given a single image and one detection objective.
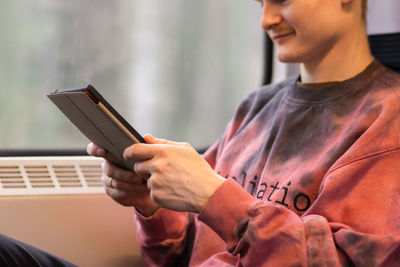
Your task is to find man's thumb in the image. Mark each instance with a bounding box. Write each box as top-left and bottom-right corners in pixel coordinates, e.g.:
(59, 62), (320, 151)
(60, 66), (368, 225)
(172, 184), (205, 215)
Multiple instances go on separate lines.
(144, 134), (171, 145)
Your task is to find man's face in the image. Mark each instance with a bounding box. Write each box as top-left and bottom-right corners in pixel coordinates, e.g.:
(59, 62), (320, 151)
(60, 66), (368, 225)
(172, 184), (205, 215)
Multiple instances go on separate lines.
(259, 0), (350, 64)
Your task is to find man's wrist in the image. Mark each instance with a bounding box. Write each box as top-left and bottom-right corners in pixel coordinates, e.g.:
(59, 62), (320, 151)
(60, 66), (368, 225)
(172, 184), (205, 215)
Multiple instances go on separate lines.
(197, 174), (225, 213)
(136, 203), (160, 217)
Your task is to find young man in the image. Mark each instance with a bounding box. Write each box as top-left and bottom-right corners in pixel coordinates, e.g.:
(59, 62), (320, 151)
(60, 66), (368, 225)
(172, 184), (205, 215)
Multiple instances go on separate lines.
(1, 0), (399, 266)
(86, 0), (400, 266)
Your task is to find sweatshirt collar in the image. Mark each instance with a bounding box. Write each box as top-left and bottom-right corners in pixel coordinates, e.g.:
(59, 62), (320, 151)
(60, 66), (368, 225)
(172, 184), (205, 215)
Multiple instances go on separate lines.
(286, 60), (382, 104)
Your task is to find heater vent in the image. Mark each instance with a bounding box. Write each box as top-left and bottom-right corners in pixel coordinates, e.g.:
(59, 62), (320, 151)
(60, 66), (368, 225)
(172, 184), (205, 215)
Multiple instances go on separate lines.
(0, 156), (105, 196)
(0, 165), (24, 189)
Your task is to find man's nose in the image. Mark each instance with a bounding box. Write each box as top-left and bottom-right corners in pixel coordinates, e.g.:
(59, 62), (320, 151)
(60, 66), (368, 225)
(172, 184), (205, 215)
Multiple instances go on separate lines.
(261, 3), (282, 31)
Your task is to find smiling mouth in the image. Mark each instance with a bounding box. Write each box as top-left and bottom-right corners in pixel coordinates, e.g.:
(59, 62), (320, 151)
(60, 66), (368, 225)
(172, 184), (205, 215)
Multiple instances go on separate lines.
(271, 32), (294, 41)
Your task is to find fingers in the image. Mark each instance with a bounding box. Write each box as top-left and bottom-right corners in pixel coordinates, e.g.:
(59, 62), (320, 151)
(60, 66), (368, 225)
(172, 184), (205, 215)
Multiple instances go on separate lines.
(133, 158), (160, 180)
(123, 144), (155, 161)
(144, 135), (172, 145)
(87, 143), (106, 158)
(102, 160), (143, 184)
(103, 184), (146, 207)
(144, 134), (189, 147)
(123, 136), (191, 160)
(101, 173), (148, 193)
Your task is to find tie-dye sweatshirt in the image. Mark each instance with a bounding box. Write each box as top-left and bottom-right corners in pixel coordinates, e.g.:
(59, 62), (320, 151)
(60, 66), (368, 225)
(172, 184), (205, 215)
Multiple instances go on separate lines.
(135, 60), (400, 266)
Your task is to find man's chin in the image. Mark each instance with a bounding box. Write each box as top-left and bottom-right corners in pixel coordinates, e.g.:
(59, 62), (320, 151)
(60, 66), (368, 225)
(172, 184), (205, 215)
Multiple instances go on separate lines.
(275, 47), (303, 63)
(277, 53), (301, 63)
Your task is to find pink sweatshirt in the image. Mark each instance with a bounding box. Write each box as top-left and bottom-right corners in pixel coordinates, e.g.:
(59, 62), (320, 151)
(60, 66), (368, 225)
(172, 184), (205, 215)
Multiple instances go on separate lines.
(135, 61), (400, 266)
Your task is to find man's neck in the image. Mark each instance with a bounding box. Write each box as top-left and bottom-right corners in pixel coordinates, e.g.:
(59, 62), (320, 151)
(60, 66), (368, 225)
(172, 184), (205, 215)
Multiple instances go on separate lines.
(299, 28), (374, 84)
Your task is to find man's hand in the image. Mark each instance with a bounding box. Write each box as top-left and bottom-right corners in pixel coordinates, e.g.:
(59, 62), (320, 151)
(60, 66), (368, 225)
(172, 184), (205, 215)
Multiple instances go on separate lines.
(87, 143), (160, 217)
(124, 135), (225, 213)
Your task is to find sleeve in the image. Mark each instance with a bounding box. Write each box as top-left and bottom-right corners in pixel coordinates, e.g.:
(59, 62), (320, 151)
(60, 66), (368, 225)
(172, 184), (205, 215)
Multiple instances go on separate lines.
(198, 148), (400, 266)
(133, 90), (259, 267)
(134, 208), (196, 267)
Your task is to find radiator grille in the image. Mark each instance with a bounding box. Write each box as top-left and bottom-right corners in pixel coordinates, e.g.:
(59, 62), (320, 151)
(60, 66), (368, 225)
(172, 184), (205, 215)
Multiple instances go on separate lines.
(0, 156), (105, 195)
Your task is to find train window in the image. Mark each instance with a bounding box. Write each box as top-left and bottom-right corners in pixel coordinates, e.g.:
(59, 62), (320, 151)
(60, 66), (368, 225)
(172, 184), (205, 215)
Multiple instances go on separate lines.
(0, 0), (264, 152)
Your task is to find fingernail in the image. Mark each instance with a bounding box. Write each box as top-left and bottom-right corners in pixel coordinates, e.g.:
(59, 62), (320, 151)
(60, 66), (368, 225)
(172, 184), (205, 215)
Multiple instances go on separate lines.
(123, 147), (131, 159)
(144, 134), (154, 142)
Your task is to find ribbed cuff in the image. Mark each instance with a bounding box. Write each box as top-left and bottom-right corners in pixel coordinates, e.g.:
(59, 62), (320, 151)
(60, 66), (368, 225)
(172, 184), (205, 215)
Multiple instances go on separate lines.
(198, 178), (255, 251)
(135, 208), (189, 245)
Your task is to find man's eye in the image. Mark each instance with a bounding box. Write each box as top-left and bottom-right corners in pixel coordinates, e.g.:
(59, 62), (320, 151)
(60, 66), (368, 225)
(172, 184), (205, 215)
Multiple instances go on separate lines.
(256, 0), (288, 6)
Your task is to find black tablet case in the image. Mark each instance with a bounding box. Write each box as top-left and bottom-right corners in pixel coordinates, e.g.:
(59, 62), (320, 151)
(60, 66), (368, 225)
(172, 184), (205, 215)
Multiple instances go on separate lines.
(47, 85), (145, 171)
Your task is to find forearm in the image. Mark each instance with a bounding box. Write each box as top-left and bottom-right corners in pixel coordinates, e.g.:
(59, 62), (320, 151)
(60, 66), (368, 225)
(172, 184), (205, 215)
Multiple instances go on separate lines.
(198, 179), (310, 266)
(198, 178), (400, 266)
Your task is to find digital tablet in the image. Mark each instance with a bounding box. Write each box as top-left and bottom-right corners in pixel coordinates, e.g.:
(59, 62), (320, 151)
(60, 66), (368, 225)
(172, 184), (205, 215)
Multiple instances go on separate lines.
(47, 84), (145, 171)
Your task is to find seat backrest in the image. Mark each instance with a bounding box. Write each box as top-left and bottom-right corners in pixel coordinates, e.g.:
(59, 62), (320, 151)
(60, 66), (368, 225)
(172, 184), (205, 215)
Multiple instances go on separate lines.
(369, 33), (400, 73)
(367, 0), (400, 73)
